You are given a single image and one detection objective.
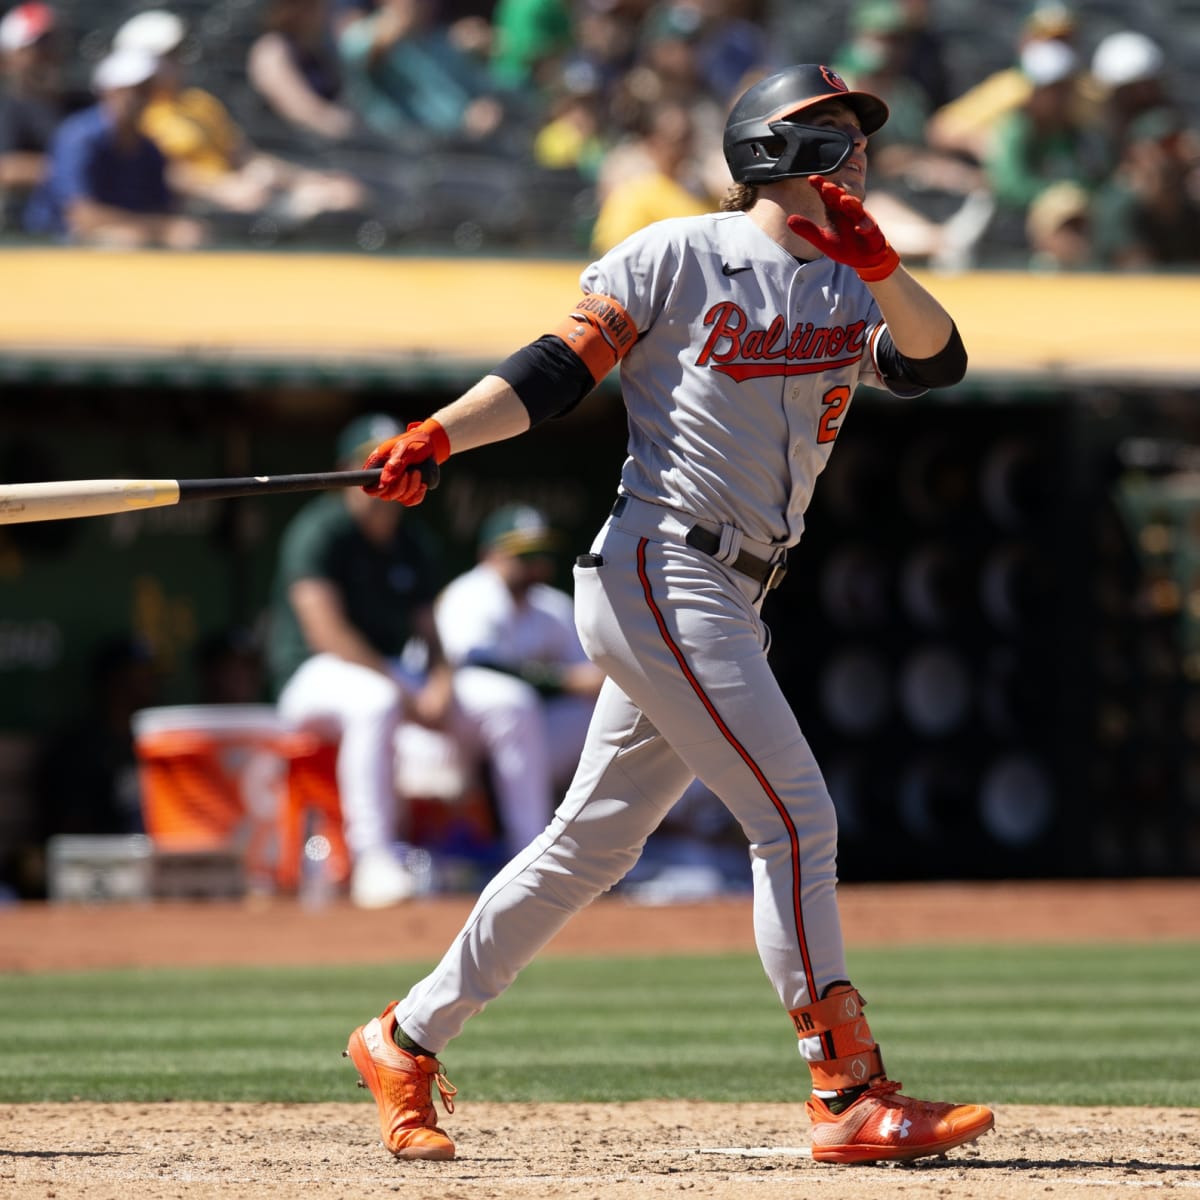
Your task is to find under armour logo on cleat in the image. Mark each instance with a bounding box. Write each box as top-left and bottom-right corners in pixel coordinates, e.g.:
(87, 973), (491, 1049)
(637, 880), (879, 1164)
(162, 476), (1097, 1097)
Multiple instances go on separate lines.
(721, 263), (753, 276)
(880, 1112), (913, 1139)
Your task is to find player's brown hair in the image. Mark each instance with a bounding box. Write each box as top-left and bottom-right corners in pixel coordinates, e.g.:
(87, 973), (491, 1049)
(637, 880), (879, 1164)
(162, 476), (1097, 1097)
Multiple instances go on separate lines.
(720, 183), (757, 212)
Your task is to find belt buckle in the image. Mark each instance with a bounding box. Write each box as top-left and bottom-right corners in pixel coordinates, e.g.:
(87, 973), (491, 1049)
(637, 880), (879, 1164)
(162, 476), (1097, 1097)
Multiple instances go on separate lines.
(764, 557), (788, 591)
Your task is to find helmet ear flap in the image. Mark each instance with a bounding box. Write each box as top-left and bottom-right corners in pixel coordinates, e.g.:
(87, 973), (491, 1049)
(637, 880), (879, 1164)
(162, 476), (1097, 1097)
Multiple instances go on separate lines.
(747, 136), (785, 168)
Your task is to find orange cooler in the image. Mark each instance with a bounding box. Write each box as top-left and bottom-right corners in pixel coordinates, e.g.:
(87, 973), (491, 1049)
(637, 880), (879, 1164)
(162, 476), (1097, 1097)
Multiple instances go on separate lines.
(131, 704), (286, 886)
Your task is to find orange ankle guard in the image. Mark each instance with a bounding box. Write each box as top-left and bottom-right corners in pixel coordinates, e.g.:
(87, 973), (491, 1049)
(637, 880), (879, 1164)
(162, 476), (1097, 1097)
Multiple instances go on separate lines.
(788, 986), (885, 1091)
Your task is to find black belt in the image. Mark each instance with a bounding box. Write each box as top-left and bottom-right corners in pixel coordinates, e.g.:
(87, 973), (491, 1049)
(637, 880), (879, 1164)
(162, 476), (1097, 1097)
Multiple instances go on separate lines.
(684, 526), (788, 590)
(610, 496), (788, 590)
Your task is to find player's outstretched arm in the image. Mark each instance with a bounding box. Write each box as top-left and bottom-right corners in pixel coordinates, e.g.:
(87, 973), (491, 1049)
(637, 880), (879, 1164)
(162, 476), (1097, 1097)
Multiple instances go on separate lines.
(365, 290), (637, 504)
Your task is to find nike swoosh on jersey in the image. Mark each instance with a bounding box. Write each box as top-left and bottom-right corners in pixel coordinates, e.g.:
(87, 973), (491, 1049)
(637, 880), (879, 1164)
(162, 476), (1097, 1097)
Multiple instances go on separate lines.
(721, 263), (753, 276)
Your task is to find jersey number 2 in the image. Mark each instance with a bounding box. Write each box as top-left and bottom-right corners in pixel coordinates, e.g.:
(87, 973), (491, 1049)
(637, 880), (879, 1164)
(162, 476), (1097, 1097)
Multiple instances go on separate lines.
(817, 385), (851, 444)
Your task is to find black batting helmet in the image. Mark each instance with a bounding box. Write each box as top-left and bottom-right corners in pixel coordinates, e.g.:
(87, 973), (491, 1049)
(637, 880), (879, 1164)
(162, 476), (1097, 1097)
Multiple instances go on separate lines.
(723, 64), (889, 184)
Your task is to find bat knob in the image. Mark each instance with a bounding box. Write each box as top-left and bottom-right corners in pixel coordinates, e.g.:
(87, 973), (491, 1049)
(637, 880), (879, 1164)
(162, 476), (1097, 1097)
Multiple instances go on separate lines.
(417, 459), (440, 490)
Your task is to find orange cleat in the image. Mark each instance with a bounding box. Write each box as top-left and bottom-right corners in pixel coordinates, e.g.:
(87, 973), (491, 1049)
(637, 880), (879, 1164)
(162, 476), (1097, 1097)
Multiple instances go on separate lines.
(345, 1001), (457, 1160)
(807, 1079), (994, 1164)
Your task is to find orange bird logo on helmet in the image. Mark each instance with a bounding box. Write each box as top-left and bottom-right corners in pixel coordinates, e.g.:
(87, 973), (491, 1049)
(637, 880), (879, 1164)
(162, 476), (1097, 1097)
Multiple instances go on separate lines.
(819, 65), (848, 92)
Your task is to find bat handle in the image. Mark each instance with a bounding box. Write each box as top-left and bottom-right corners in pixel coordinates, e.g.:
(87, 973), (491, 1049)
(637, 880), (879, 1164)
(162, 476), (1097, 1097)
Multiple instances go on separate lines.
(339, 459), (439, 491)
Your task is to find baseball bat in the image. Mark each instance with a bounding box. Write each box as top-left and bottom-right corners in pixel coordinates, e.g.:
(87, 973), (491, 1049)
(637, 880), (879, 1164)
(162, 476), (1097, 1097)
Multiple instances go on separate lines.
(0, 460), (438, 525)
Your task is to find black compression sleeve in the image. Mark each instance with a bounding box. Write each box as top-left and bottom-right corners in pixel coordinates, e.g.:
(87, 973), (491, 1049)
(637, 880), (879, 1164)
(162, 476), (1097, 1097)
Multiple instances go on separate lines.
(492, 335), (598, 427)
(876, 322), (968, 389)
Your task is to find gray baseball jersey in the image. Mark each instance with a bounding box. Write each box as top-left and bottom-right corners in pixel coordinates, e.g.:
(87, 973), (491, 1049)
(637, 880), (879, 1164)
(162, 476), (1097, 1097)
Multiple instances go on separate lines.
(393, 210), (926, 1055)
(589, 211), (918, 547)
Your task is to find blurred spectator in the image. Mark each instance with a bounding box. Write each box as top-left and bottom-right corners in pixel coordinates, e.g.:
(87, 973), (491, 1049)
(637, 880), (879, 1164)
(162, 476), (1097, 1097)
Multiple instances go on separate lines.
(834, 0), (985, 199)
(434, 503), (605, 851)
(0, 2), (66, 218)
(614, 2), (731, 198)
(925, 0), (1100, 164)
(556, 0), (642, 119)
(687, 0), (774, 105)
(828, 2), (993, 271)
(267, 412), (452, 907)
(441, 0), (497, 65)
(857, 184), (995, 272)
(1090, 31), (1177, 162)
(590, 96), (714, 253)
(34, 634), (162, 844)
(1024, 178), (1094, 270)
(983, 38), (1108, 216)
(835, 1), (931, 156)
(1090, 107), (1200, 269)
(489, 0), (573, 93)
(336, 0), (519, 150)
(194, 626), (267, 705)
(532, 74), (609, 179)
(892, 0), (953, 112)
(247, 0), (360, 141)
(23, 47), (207, 247)
(332, 0), (373, 36)
(334, 0), (496, 57)
(115, 9), (369, 228)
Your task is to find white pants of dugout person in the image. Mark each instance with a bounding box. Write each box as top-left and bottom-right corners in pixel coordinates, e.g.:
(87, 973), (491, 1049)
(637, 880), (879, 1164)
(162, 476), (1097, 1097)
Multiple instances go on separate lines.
(276, 654), (594, 895)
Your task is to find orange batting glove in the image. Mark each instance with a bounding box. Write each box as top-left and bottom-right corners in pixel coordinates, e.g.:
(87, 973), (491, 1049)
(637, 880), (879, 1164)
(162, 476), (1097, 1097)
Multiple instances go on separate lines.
(362, 418), (450, 505)
(786, 176), (900, 282)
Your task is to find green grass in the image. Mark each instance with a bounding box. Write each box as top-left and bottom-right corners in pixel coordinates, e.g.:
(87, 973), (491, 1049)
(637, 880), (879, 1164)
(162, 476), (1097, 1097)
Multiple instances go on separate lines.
(1, 942), (1197, 1106)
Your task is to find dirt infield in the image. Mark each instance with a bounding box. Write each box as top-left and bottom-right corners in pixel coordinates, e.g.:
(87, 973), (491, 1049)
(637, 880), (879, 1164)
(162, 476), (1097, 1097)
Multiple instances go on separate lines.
(3, 878), (1199, 1200)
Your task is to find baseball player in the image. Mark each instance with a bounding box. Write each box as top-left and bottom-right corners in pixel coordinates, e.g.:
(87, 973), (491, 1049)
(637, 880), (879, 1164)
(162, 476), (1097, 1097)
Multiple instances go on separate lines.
(344, 64), (994, 1165)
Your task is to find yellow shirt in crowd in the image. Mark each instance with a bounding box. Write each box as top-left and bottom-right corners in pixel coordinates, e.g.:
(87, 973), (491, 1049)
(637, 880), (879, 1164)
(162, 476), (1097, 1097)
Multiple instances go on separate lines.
(141, 88), (243, 177)
(590, 172), (711, 255)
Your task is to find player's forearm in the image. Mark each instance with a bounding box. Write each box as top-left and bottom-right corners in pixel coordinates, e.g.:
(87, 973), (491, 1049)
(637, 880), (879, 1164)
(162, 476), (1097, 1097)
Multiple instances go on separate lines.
(864, 265), (957, 360)
(431, 375), (531, 456)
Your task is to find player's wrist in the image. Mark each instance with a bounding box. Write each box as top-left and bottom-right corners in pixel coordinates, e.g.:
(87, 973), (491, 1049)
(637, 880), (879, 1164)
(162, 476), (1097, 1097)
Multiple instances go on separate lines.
(854, 245), (900, 282)
(409, 418), (452, 463)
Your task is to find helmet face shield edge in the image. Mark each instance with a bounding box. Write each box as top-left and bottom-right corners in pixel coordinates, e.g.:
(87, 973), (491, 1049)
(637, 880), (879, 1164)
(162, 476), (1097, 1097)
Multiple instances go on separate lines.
(736, 121), (856, 182)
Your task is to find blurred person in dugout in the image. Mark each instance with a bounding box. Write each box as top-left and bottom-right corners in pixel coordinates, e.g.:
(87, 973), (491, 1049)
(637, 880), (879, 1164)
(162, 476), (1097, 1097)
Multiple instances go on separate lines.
(111, 10), (368, 226)
(431, 504), (604, 852)
(266, 415), (560, 907)
(22, 45), (207, 246)
(267, 413), (451, 908)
